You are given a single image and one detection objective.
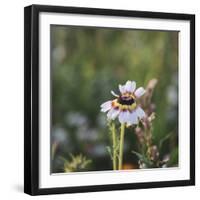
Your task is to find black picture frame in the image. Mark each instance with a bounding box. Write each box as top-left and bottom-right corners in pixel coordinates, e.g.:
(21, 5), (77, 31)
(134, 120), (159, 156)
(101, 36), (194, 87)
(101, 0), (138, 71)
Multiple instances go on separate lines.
(24, 4), (195, 196)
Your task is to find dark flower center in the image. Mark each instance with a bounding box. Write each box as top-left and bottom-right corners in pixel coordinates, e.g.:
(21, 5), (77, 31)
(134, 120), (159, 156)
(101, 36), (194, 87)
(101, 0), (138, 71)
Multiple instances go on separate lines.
(117, 95), (135, 105)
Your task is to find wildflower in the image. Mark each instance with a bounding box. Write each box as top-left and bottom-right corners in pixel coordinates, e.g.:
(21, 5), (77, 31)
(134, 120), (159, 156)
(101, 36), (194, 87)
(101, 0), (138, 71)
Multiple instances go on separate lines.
(100, 80), (146, 125)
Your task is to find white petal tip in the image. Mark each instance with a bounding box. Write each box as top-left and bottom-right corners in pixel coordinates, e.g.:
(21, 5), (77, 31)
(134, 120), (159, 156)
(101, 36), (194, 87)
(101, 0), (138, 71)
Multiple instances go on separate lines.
(111, 90), (119, 97)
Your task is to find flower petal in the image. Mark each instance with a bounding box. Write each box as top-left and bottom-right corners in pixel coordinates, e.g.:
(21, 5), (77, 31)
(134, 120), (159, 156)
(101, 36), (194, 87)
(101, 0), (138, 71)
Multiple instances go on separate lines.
(101, 107), (110, 112)
(131, 81), (136, 91)
(107, 109), (113, 119)
(135, 87), (146, 98)
(118, 110), (129, 123)
(111, 90), (119, 97)
(125, 80), (136, 93)
(100, 101), (112, 112)
(107, 108), (119, 119)
(127, 110), (138, 125)
(110, 109), (120, 120)
(100, 100), (111, 108)
(124, 81), (132, 92)
(135, 107), (146, 119)
(119, 84), (126, 94)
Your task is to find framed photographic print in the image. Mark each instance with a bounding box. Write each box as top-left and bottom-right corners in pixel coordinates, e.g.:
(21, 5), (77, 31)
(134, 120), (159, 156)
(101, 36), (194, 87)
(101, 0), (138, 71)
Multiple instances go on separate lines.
(24, 4), (195, 195)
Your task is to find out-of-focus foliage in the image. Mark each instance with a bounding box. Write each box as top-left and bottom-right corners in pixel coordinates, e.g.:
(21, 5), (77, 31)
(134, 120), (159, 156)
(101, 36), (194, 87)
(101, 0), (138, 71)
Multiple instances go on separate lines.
(63, 154), (91, 173)
(51, 25), (178, 173)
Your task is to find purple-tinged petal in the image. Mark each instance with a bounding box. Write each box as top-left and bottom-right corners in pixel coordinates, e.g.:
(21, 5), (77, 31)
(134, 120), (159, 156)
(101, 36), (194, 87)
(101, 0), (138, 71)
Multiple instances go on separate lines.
(125, 80), (136, 93)
(118, 110), (129, 123)
(135, 87), (146, 98)
(127, 110), (138, 125)
(135, 107), (146, 119)
(110, 109), (120, 120)
(100, 101), (112, 112)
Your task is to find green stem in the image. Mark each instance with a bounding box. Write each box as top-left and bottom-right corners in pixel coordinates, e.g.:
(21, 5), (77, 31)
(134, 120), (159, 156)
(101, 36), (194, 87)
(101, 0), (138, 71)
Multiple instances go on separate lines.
(118, 123), (125, 170)
(111, 123), (117, 170)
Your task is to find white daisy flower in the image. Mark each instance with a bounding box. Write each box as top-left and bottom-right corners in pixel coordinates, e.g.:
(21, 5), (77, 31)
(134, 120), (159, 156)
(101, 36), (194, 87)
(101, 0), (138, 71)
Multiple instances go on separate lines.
(100, 80), (146, 125)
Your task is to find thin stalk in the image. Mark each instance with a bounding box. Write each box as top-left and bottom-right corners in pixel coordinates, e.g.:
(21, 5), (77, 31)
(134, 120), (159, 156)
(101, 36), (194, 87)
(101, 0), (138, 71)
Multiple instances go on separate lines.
(111, 123), (117, 170)
(118, 123), (125, 170)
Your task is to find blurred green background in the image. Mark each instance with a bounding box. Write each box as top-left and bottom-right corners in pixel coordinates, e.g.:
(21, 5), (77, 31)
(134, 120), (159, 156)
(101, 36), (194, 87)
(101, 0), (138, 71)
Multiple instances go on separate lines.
(51, 25), (178, 173)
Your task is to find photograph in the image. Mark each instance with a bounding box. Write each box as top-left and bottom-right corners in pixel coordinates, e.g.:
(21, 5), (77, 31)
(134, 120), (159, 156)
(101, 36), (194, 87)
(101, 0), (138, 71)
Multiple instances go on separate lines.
(50, 25), (179, 173)
(24, 5), (195, 195)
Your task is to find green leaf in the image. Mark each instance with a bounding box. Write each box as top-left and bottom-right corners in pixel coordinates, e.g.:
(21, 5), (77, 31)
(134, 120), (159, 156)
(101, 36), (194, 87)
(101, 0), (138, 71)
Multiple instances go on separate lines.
(131, 150), (153, 166)
(106, 146), (113, 160)
(168, 147), (178, 166)
(159, 132), (173, 150)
